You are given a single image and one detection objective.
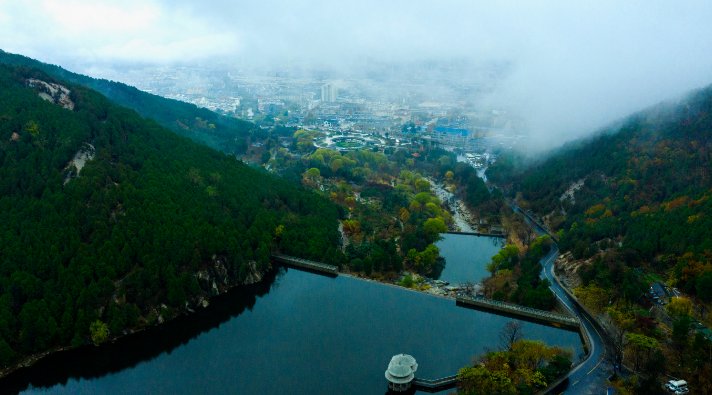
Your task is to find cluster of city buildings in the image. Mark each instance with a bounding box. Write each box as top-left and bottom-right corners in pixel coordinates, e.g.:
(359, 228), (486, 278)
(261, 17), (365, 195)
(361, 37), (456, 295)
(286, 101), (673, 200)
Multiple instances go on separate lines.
(104, 64), (526, 159)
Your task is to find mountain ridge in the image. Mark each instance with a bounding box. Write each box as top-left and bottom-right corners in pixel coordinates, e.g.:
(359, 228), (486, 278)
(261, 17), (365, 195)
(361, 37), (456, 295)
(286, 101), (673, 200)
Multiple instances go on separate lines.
(0, 49), (254, 155)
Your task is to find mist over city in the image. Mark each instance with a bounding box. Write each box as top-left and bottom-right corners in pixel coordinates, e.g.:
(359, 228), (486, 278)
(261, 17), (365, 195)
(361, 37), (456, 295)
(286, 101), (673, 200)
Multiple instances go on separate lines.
(4, 1), (712, 152)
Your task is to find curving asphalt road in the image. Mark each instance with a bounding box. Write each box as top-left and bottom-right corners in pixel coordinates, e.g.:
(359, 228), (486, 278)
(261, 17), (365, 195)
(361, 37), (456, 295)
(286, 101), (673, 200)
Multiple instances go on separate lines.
(513, 205), (612, 394)
(541, 247), (611, 394)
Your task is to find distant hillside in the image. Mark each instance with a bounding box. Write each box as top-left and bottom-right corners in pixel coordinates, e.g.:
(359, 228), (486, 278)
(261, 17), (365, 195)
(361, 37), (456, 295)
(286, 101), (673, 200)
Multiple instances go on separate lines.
(489, 84), (712, 300)
(0, 50), (254, 155)
(0, 62), (341, 370)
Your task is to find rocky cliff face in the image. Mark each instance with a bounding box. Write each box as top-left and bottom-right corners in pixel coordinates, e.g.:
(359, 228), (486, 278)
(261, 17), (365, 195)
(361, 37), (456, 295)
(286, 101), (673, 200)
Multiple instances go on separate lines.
(193, 256), (269, 310)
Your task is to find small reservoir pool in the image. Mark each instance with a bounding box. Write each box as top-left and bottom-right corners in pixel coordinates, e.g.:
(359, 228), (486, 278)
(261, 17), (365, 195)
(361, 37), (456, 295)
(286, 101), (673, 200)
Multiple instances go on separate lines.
(435, 233), (504, 285)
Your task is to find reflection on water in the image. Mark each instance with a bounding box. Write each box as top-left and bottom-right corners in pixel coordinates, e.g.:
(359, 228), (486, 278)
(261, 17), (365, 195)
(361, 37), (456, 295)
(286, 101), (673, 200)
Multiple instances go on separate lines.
(11, 267), (582, 395)
(2, 270), (279, 394)
(435, 234), (504, 284)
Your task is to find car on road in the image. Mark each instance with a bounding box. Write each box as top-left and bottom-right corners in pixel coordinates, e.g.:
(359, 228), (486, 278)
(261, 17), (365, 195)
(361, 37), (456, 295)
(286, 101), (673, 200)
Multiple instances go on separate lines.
(665, 379), (689, 394)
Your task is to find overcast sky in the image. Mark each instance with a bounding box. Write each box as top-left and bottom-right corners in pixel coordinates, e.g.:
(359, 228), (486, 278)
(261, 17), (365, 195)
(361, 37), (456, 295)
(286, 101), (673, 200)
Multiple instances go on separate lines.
(2, 0), (712, 150)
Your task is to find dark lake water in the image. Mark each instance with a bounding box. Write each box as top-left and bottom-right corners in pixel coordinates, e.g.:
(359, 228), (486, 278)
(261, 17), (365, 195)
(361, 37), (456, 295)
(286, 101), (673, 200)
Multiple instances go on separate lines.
(10, 267), (582, 395)
(435, 233), (505, 284)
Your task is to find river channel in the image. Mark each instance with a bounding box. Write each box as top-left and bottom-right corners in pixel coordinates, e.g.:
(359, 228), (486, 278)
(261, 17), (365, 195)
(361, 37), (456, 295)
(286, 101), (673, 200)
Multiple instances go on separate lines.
(10, 263), (584, 395)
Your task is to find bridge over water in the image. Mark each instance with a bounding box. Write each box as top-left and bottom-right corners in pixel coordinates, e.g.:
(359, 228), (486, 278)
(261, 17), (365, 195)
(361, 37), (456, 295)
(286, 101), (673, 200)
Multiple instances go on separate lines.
(271, 254), (339, 276)
(456, 296), (580, 330)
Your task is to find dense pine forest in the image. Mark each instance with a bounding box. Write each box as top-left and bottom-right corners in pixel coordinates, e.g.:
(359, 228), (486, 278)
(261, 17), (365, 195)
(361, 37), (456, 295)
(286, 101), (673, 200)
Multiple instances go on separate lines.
(0, 64), (341, 369)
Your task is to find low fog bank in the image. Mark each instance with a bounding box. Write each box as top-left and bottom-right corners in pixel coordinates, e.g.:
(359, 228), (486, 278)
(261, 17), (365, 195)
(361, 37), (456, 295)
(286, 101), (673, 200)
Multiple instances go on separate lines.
(471, 2), (712, 153)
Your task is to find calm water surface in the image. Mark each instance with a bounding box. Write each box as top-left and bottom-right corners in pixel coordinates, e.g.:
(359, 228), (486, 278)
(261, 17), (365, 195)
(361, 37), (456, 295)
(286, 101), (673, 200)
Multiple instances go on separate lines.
(15, 267), (582, 395)
(435, 233), (504, 284)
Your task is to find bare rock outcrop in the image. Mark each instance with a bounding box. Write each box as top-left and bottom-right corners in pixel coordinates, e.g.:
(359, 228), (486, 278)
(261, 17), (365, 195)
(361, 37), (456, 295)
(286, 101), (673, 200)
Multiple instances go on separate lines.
(27, 78), (75, 110)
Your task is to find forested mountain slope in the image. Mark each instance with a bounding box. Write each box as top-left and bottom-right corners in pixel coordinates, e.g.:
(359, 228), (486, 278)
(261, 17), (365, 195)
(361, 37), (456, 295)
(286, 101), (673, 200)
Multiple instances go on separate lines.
(0, 63), (341, 369)
(489, 84), (712, 300)
(0, 50), (253, 155)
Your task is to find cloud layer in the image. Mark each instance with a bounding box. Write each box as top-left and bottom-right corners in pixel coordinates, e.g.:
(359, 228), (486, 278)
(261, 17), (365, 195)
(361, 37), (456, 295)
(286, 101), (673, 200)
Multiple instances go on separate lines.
(0, 0), (237, 64)
(3, 0), (712, 150)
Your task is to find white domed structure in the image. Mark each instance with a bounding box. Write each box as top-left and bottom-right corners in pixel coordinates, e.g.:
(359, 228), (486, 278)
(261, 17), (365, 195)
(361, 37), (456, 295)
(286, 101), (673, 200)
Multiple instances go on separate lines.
(385, 354), (418, 392)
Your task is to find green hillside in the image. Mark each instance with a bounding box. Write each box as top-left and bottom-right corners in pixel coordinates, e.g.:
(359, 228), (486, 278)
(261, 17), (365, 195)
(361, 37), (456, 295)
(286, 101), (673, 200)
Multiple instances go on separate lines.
(0, 63), (341, 369)
(491, 85), (712, 299)
(488, 85), (712, 392)
(0, 50), (254, 155)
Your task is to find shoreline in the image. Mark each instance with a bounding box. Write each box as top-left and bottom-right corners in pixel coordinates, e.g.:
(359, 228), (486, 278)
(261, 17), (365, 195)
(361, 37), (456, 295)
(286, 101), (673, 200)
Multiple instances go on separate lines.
(339, 271), (458, 301)
(337, 258), (493, 300)
(0, 265), (278, 386)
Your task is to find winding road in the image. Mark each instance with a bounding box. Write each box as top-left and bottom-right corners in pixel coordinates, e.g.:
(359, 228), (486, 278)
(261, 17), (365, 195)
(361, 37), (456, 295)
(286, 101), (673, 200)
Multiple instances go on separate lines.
(513, 205), (612, 394)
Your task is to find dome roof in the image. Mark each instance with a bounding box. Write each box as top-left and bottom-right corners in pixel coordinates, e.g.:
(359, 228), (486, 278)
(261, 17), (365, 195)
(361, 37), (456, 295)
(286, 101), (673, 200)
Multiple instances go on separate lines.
(388, 353), (418, 373)
(388, 364), (412, 378)
(385, 364), (415, 384)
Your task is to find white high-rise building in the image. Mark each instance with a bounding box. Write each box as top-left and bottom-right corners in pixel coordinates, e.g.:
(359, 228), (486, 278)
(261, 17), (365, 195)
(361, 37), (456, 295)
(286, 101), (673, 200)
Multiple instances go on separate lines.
(321, 83), (337, 103)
